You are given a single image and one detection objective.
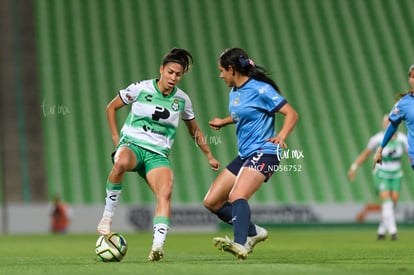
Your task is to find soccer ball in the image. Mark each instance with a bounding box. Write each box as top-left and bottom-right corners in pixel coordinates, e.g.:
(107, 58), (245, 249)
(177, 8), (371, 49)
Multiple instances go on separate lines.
(95, 232), (128, 262)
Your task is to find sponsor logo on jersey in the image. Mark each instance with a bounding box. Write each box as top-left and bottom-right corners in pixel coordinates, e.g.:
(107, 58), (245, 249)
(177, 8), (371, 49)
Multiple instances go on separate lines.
(143, 124), (166, 136)
(145, 94), (153, 102)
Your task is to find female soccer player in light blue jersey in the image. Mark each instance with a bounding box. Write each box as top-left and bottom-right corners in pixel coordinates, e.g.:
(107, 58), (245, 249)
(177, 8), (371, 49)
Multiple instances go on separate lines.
(97, 48), (220, 262)
(204, 48), (299, 260)
(374, 65), (414, 170)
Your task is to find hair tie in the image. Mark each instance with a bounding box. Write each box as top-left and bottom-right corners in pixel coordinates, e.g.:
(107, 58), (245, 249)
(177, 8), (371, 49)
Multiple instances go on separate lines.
(239, 55), (255, 68)
(248, 58), (255, 67)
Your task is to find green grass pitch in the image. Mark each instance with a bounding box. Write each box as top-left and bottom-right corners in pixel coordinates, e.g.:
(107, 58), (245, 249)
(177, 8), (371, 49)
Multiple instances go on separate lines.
(0, 227), (413, 275)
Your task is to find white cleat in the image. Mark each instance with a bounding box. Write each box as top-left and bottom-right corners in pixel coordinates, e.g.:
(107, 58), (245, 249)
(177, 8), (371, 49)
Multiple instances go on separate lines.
(97, 217), (112, 235)
(245, 225), (268, 253)
(213, 236), (249, 260)
(148, 246), (164, 262)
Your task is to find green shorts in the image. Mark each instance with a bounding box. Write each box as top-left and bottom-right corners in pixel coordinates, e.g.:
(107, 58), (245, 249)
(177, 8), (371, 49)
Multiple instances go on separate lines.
(373, 173), (402, 193)
(114, 139), (171, 179)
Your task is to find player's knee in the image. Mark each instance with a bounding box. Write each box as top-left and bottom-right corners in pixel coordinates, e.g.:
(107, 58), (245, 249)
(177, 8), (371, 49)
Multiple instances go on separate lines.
(157, 187), (173, 202)
(156, 195), (172, 208)
(203, 197), (214, 211)
(203, 196), (226, 212)
(112, 159), (130, 174)
(202, 192), (218, 210)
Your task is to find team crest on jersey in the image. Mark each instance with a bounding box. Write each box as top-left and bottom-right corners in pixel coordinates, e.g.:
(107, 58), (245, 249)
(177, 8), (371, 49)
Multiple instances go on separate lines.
(233, 97), (240, 105)
(171, 99), (179, 111)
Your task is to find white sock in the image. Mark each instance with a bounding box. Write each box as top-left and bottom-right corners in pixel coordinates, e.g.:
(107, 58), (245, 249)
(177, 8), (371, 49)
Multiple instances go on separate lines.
(377, 221), (386, 235)
(382, 200), (397, 235)
(152, 223), (169, 248)
(103, 189), (122, 218)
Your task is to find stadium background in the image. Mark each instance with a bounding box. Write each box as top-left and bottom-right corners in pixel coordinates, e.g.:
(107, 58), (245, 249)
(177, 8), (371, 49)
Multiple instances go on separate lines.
(1, 0), (414, 232)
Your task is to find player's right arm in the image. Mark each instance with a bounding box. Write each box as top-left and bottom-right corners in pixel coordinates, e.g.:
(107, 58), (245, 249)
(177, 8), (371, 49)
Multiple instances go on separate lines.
(209, 116), (234, 130)
(348, 148), (372, 181)
(106, 95), (126, 146)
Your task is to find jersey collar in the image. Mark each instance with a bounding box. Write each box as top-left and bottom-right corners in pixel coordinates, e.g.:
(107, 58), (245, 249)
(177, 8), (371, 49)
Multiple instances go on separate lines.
(153, 79), (177, 97)
(233, 78), (252, 91)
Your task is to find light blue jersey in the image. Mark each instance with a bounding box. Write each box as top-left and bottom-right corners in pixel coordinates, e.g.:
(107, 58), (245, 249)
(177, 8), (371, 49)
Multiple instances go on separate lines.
(388, 93), (414, 165)
(229, 78), (287, 158)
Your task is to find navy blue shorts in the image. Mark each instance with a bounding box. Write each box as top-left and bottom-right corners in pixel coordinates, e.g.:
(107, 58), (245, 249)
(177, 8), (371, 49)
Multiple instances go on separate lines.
(226, 152), (280, 181)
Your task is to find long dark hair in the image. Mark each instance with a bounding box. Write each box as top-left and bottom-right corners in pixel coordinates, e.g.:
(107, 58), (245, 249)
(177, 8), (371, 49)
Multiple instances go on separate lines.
(396, 64), (414, 99)
(218, 47), (280, 92)
(396, 90), (413, 100)
(161, 48), (193, 73)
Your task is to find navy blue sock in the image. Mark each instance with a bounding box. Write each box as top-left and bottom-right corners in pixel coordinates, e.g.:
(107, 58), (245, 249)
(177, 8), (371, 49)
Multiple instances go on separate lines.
(215, 202), (256, 236)
(215, 201), (233, 224)
(232, 199), (251, 245)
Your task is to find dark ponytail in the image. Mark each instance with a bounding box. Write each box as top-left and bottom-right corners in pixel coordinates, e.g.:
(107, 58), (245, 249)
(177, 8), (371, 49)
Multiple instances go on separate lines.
(218, 48), (281, 92)
(162, 48), (193, 73)
(396, 64), (414, 99)
(396, 90), (413, 100)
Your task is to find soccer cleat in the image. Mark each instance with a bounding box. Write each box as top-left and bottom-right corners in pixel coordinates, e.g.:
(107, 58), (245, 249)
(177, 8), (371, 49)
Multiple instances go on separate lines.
(213, 236), (249, 260)
(391, 234), (398, 241)
(377, 234), (386, 240)
(97, 217), (112, 235)
(245, 225), (268, 253)
(148, 247), (164, 262)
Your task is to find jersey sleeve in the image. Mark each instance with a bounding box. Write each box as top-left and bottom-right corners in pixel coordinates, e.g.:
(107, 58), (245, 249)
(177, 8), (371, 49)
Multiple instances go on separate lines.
(399, 133), (409, 152)
(366, 133), (382, 151)
(260, 85), (287, 114)
(118, 82), (142, 105)
(388, 100), (405, 125)
(180, 93), (195, 121)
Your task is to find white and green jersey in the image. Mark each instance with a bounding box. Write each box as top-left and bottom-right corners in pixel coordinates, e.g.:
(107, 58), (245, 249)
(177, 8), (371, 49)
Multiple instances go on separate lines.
(367, 131), (408, 178)
(118, 79), (194, 157)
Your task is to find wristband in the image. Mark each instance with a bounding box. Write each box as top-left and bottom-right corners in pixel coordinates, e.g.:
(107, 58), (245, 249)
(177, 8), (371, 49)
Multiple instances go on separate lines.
(350, 163), (358, 171)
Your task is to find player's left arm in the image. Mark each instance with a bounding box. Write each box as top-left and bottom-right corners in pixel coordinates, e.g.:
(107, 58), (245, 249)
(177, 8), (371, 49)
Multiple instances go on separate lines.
(267, 103), (299, 148)
(184, 119), (220, 171)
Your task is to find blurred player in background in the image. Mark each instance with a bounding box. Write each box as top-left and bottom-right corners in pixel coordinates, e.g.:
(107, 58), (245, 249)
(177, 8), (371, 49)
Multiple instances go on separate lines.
(204, 47), (299, 260)
(97, 48), (220, 262)
(50, 195), (73, 233)
(348, 115), (408, 240)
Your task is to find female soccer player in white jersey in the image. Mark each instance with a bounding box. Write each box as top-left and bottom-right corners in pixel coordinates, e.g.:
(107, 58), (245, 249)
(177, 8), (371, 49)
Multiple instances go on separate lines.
(349, 115), (408, 240)
(204, 48), (299, 260)
(97, 48), (220, 262)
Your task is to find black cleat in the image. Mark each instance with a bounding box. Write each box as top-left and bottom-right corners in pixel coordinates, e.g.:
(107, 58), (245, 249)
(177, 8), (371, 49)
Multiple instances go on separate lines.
(377, 234), (386, 240)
